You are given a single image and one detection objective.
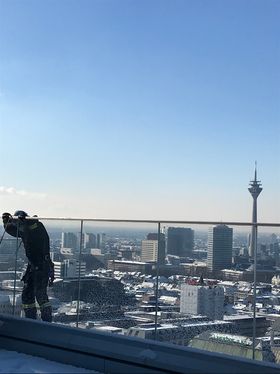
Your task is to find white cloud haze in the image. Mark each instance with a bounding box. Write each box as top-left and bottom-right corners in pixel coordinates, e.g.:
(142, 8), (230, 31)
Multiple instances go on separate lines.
(0, 186), (46, 199)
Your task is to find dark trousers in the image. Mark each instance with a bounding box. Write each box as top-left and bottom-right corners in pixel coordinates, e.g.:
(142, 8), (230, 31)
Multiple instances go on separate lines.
(22, 266), (52, 322)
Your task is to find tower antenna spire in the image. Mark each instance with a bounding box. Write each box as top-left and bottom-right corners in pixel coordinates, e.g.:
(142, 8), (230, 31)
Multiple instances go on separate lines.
(254, 161), (257, 181)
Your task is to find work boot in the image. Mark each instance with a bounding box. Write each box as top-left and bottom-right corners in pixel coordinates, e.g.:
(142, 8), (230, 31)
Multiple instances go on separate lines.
(24, 307), (37, 320)
(40, 305), (52, 322)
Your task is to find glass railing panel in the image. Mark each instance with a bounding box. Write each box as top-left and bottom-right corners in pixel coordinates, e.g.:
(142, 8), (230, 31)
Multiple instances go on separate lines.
(0, 219), (22, 317)
(49, 220), (158, 336)
(74, 220), (159, 337)
(41, 218), (83, 327)
(153, 222), (267, 362)
(256, 224), (280, 365)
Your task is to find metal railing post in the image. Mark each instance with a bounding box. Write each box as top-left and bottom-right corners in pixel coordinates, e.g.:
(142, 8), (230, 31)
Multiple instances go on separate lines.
(252, 222), (258, 359)
(12, 219), (20, 315)
(76, 219), (84, 328)
(154, 222), (161, 340)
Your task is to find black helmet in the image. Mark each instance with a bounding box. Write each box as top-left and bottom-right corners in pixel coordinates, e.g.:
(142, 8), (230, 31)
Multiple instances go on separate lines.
(14, 210), (29, 219)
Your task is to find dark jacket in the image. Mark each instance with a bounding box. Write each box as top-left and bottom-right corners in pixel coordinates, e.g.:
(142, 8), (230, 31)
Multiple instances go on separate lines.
(5, 219), (50, 267)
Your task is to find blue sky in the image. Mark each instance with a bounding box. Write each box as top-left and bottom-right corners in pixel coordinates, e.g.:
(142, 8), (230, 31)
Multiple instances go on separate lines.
(0, 0), (279, 222)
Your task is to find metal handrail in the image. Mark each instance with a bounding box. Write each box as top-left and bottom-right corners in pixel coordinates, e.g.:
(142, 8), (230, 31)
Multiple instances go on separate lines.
(7, 216), (280, 227)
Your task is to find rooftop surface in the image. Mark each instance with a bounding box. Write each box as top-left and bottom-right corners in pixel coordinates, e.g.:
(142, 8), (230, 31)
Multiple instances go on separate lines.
(0, 350), (98, 373)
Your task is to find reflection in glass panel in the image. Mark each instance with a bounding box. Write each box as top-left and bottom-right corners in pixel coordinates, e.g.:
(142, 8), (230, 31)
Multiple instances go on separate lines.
(0, 219), (22, 317)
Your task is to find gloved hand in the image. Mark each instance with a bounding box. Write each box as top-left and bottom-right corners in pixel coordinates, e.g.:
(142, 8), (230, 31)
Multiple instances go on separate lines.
(48, 261), (55, 287)
(2, 212), (12, 225)
(17, 213), (26, 221)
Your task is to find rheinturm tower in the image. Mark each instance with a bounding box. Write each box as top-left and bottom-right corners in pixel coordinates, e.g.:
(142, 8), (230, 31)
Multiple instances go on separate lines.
(248, 164), (262, 258)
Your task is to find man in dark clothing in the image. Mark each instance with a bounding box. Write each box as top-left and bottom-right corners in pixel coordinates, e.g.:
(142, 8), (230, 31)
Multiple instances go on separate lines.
(2, 211), (54, 322)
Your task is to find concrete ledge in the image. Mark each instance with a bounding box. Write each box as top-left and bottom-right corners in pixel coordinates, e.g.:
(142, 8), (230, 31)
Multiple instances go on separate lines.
(0, 314), (280, 373)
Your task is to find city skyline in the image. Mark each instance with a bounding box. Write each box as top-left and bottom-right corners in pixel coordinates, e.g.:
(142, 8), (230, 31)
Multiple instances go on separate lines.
(0, 1), (279, 222)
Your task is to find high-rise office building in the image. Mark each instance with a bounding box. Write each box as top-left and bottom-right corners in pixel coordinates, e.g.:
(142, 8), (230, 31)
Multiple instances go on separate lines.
(141, 240), (158, 263)
(248, 165), (262, 258)
(141, 233), (165, 264)
(83, 233), (96, 249)
(61, 232), (78, 250)
(167, 227), (194, 257)
(96, 233), (106, 249)
(53, 259), (86, 279)
(180, 281), (224, 320)
(207, 224), (233, 272)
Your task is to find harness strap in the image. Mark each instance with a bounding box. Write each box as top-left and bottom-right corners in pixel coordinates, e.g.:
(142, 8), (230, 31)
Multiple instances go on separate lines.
(40, 301), (51, 309)
(22, 303), (36, 310)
